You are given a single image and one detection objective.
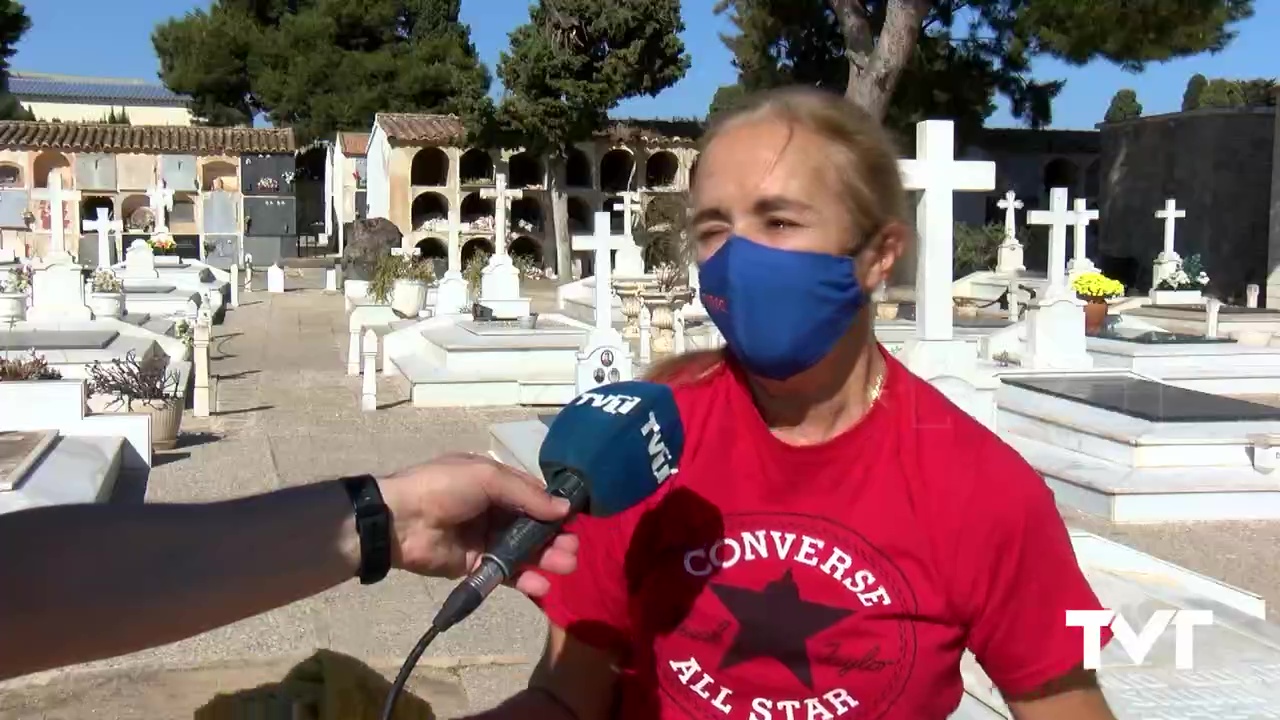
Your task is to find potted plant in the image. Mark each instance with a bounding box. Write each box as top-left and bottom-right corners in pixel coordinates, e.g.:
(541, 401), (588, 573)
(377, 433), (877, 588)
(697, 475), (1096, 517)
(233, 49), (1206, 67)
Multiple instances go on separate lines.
(463, 250), (489, 303)
(86, 351), (184, 450)
(0, 351), (61, 381)
(1152, 254), (1209, 305)
(0, 265), (31, 322)
(370, 253), (436, 317)
(149, 232), (178, 256)
(1071, 271), (1125, 335)
(88, 268), (126, 319)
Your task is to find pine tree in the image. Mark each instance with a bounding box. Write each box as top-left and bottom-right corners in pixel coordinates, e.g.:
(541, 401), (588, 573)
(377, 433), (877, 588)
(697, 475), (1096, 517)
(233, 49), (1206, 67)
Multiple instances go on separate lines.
(0, 0), (32, 122)
(1182, 74), (1208, 110)
(1103, 89), (1142, 122)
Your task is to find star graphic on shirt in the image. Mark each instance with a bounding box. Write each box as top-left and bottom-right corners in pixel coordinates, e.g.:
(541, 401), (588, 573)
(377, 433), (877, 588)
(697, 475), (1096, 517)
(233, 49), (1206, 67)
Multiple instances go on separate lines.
(709, 569), (853, 691)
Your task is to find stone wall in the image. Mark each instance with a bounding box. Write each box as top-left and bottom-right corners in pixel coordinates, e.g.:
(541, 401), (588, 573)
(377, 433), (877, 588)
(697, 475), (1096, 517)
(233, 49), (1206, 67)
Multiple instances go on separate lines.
(1098, 108), (1275, 300)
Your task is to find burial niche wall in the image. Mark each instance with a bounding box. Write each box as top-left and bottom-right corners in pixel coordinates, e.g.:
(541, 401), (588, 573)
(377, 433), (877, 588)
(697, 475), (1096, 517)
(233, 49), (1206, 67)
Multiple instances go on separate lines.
(32, 151), (72, 188)
(600, 149), (635, 193)
(411, 192), (448, 232)
(116, 154), (156, 191)
(645, 151), (679, 189)
(604, 196), (626, 234)
(171, 195), (198, 234)
(161, 155), (200, 193)
(415, 237), (448, 276)
(460, 192), (493, 228)
(510, 236), (542, 265)
(508, 152), (543, 188)
(567, 196), (592, 234)
(201, 160), (239, 192)
(241, 154), (294, 196)
(244, 197), (296, 236)
(511, 197), (543, 235)
(0, 163), (21, 189)
(411, 148), (449, 187)
(75, 154), (117, 191)
(458, 149), (493, 186)
(462, 238), (493, 266)
(121, 194), (151, 233)
(203, 192), (238, 234)
(1099, 109), (1275, 298)
(566, 147), (592, 188)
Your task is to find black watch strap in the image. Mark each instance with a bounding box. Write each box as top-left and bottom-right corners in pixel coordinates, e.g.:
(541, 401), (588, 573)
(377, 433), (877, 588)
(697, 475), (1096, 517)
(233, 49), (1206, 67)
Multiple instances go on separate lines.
(341, 474), (392, 585)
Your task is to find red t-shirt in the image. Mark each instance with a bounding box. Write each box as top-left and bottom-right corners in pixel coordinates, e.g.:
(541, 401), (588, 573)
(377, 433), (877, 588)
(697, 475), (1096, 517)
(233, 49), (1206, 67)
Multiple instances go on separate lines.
(537, 349), (1109, 719)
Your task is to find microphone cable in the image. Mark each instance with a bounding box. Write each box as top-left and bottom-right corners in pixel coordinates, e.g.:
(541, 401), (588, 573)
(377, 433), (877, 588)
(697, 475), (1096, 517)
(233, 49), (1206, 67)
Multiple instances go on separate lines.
(379, 624), (441, 720)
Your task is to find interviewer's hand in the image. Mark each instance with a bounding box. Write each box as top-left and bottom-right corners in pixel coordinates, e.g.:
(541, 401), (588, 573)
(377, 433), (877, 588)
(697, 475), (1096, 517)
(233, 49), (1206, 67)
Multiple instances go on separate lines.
(377, 454), (579, 597)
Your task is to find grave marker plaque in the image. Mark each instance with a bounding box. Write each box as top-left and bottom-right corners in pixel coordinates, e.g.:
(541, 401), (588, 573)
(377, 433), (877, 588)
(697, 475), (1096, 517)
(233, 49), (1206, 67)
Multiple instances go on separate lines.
(74, 154), (117, 191)
(1005, 375), (1280, 422)
(160, 155), (199, 193)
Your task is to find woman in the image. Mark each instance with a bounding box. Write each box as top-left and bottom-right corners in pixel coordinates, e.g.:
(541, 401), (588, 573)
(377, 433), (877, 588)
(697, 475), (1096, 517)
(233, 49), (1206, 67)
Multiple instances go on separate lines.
(474, 87), (1116, 720)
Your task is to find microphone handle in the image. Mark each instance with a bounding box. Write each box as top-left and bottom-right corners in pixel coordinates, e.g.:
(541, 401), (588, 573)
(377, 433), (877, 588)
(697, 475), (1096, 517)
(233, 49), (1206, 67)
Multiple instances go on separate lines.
(431, 469), (590, 632)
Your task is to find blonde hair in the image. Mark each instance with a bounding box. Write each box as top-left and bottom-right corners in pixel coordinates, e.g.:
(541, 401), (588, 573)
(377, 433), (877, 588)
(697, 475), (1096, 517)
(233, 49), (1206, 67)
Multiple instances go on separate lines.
(646, 86), (909, 386)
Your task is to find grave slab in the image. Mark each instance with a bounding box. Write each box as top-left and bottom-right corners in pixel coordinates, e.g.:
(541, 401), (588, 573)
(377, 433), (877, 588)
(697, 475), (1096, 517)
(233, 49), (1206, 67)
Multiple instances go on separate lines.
(1095, 327), (1235, 345)
(0, 430), (55, 490)
(0, 330), (119, 351)
(1004, 375), (1280, 423)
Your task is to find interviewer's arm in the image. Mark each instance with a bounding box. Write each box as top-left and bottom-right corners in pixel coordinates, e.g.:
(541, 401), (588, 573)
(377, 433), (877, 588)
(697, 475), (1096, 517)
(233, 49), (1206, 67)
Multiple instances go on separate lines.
(466, 624), (620, 720)
(0, 480), (361, 680)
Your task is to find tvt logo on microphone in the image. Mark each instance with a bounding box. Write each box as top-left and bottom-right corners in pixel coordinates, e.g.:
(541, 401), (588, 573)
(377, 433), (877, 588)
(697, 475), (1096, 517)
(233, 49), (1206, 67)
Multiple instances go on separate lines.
(571, 390), (643, 416)
(1067, 608), (1213, 670)
(640, 411), (676, 483)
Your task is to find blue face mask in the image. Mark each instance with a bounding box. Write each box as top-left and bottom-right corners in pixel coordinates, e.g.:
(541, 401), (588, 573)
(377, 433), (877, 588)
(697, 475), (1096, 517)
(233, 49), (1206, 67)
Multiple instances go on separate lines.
(699, 235), (866, 380)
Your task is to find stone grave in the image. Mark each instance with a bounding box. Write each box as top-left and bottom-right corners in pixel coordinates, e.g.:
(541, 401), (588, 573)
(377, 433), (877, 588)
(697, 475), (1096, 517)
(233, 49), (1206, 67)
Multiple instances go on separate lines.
(1123, 302), (1280, 339)
(0, 379), (152, 515)
(115, 240), (211, 320)
(1088, 323), (1280, 395)
(998, 372), (1280, 522)
(477, 171), (532, 319)
(27, 257), (92, 323)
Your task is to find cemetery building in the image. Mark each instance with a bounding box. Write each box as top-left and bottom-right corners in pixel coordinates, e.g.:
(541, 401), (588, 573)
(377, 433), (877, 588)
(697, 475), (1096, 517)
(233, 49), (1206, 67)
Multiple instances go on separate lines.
(363, 113), (699, 272)
(1098, 107), (1276, 301)
(326, 131), (369, 255)
(9, 71), (194, 126)
(0, 120), (297, 266)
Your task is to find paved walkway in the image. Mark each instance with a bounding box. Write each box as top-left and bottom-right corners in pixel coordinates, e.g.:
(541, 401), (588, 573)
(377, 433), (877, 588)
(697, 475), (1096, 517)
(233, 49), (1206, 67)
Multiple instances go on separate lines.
(5, 280), (1280, 718)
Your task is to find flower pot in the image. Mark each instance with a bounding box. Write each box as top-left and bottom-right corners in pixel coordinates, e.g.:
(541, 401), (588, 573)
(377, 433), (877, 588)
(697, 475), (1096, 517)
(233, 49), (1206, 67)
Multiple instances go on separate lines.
(875, 303), (899, 321)
(391, 279), (428, 317)
(88, 291), (126, 319)
(0, 292), (25, 322)
(139, 400), (184, 450)
(518, 312), (540, 329)
(1084, 299), (1108, 335)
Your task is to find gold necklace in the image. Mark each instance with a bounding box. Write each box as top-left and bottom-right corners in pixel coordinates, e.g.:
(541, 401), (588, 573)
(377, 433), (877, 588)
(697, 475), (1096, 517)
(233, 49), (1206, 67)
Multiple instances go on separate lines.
(867, 368), (886, 406)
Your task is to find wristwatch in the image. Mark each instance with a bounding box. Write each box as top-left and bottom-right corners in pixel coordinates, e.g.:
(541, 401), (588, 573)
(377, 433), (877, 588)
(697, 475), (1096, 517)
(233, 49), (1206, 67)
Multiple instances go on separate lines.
(340, 474), (392, 585)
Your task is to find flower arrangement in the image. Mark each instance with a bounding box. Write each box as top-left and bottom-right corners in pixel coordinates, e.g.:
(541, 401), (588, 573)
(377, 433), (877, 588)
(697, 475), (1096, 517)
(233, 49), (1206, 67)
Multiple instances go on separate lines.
(1156, 254), (1210, 291)
(257, 176), (280, 192)
(0, 351), (61, 381)
(1, 264), (32, 294)
(91, 268), (123, 294)
(281, 170), (297, 185)
(369, 253), (437, 303)
(86, 350), (182, 410)
(463, 251), (490, 296)
(148, 233), (177, 254)
(1071, 272), (1125, 302)
(174, 320), (194, 349)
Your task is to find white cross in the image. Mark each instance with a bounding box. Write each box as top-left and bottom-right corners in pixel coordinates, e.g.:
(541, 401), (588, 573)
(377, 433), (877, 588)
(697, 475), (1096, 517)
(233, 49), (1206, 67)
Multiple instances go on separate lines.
(617, 190), (642, 240)
(1155, 198), (1186, 256)
(572, 211), (632, 333)
(997, 190), (1023, 244)
(31, 171), (81, 256)
(897, 120), (996, 341)
(1027, 187), (1073, 295)
(480, 171), (523, 257)
(146, 180), (175, 233)
(82, 207), (123, 270)
(1069, 197), (1099, 269)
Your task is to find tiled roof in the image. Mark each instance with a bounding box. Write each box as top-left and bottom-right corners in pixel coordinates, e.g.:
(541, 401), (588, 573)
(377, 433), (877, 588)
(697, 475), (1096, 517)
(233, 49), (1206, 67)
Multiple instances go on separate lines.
(375, 112), (703, 147)
(336, 131), (370, 156)
(9, 71), (190, 106)
(0, 121), (297, 155)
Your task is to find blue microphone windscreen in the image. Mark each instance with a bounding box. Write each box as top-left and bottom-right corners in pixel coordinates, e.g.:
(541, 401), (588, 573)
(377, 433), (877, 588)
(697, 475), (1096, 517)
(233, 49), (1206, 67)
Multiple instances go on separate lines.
(539, 381), (685, 517)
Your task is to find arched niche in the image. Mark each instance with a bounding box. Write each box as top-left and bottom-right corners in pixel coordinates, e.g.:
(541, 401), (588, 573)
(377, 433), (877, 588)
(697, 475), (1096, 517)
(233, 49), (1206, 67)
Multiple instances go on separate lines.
(0, 163), (23, 188)
(80, 196), (115, 223)
(460, 192), (494, 227)
(508, 151), (543, 188)
(1042, 158), (1078, 196)
(416, 236), (449, 277)
(645, 151), (679, 189)
(411, 191), (449, 232)
(121, 194), (152, 233)
(566, 147), (592, 188)
(1084, 158), (1101, 199)
(411, 147), (450, 187)
(171, 194), (198, 229)
(567, 196), (592, 234)
(511, 197), (543, 234)
(604, 196), (626, 234)
(202, 160), (239, 192)
(462, 238), (494, 267)
(33, 150), (72, 188)
(510, 236), (542, 265)
(599, 149), (635, 193)
(459, 149), (494, 185)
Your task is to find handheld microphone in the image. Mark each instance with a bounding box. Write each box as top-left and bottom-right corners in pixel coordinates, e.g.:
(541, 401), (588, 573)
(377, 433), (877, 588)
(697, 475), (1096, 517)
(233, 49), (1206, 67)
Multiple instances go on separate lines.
(429, 380), (685, 633)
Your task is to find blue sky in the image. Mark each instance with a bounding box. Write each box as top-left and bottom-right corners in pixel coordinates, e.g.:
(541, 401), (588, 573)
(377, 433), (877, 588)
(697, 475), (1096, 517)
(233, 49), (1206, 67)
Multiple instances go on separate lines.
(11, 0), (1278, 129)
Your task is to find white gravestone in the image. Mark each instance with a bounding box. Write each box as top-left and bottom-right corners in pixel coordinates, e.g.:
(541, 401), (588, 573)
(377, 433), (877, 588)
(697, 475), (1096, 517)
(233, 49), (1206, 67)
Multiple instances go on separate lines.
(122, 239), (160, 280)
(1247, 283), (1261, 309)
(683, 256), (706, 318)
(267, 263), (285, 293)
(325, 267), (338, 292)
(615, 190), (647, 277)
(477, 171), (531, 318)
(361, 329), (378, 412)
(897, 120), (996, 384)
(1206, 297), (1223, 339)
(1152, 198), (1186, 288)
(31, 171), (81, 257)
(82, 208), (123, 270)
(574, 211), (633, 393)
(146, 180), (176, 234)
(638, 302), (652, 364)
(229, 264), (240, 307)
(244, 256), (254, 292)
(28, 257), (93, 322)
(434, 225), (468, 315)
(1066, 197), (1099, 278)
(995, 190), (1025, 274)
(193, 310), (213, 417)
(1025, 187), (1091, 370)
